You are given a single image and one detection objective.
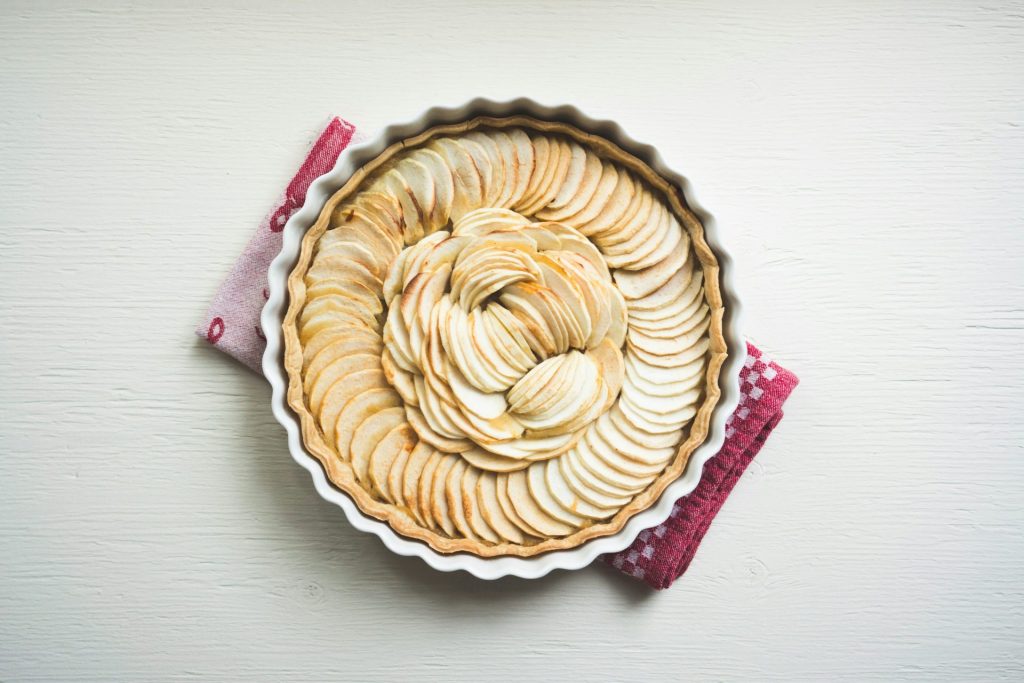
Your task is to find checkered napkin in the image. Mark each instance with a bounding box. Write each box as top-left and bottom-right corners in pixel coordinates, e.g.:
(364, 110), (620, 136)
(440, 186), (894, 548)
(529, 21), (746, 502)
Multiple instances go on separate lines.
(197, 118), (799, 589)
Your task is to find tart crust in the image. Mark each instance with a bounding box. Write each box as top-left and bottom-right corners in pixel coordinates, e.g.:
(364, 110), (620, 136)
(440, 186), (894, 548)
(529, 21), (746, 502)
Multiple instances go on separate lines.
(282, 116), (727, 557)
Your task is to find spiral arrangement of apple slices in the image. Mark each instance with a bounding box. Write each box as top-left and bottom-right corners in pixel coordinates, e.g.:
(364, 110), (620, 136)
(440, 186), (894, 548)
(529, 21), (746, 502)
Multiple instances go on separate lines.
(296, 126), (712, 547)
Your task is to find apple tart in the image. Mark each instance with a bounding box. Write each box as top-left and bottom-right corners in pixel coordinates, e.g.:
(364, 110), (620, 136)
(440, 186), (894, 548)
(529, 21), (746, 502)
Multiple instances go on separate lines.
(283, 117), (727, 556)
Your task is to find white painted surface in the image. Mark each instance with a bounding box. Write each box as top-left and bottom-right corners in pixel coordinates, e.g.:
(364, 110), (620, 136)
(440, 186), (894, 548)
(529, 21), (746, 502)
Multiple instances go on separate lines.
(2, 1), (1022, 680)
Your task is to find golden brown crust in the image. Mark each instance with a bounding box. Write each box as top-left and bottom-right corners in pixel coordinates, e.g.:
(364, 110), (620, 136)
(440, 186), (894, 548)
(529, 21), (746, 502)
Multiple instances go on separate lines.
(282, 116), (728, 557)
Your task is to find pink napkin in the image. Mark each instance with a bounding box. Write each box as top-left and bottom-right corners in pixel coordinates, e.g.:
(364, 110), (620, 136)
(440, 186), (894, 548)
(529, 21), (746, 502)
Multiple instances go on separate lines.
(198, 117), (799, 589)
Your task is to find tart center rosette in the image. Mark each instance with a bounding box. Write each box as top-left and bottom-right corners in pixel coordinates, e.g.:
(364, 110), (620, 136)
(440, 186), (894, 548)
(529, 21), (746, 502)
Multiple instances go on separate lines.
(380, 207), (627, 471)
(288, 123), (722, 552)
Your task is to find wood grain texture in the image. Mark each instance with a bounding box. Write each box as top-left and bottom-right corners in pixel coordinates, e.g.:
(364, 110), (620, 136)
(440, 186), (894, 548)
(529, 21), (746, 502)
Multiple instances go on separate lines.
(1, 1), (1022, 680)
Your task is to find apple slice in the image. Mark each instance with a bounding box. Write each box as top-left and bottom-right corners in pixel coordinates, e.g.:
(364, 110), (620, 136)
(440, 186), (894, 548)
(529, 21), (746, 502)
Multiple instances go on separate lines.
(544, 458), (617, 520)
(350, 406), (406, 484)
(460, 465), (500, 543)
(443, 459), (481, 541)
(416, 450), (442, 530)
(334, 387), (402, 461)
(299, 296), (379, 340)
(495, 472), (544, 538)
(625, 263), (699, 313)
(593, 412), (678, 466)
(380, 348), (418, 406)
(591, 188), (654, 247)
(446, 361), (508, 420)
(303, 334), (383, 395)
(514, 135), (552, 213)
(405, 405), (474, 453)
(410, 148), (455, 229)
(558, 451), (633, 509)
(476, 471), (525, 543)
(369, 423), (415, 503)
(301, 325), (380, 370)
(386, 434), (414, 508)
(614, 230), (691, 299)
(504, 470), (574, 537)
(542, 142), (587, 211)
(400, 441), (435, 525)
(461, 447), (531, 473)
(604, 203), (672, 270)
(428, 138), (483, 223)
(522, 461), (585, 528)
(482, 430), (576, 460)
(457, 137), (497, 208)
(574, 432), (652, 492)
(308, 353), (380, 417)
(519, 138), (572, 216)
(428, 454), (459, 536)
(558, 161), (620, 227)
(464, 131), (507, 209)
(578, 172), (639, 237)
(563, 447), (637, 499)
(626, 309), (710, 357)
(607, 403), (683, 449)
(306, 278), (383, 316)
(536, 148), (603, 221)
(317, 370), (389, 450)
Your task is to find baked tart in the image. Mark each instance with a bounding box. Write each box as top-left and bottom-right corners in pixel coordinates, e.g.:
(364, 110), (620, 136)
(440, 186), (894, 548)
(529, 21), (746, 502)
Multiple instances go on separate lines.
(282, 116), (727, 557)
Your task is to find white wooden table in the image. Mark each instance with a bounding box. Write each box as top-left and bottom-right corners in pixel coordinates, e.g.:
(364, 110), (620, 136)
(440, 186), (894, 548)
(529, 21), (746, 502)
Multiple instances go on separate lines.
(3, 2), (1022, 680)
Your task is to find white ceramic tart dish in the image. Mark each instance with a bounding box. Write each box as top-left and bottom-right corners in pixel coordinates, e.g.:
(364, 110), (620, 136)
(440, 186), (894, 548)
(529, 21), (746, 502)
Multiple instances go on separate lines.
(262, 99), (744, 579)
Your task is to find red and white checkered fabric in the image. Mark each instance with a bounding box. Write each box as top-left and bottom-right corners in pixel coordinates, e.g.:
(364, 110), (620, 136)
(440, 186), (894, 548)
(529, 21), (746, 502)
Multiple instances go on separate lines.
(197, 118), (800, 589)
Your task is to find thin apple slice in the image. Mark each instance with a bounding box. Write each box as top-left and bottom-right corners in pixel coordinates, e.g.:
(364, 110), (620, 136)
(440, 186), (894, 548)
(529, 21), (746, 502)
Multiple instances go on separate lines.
(428, 138), (483, 223)
(302, 335), (382, 394)
(461, 447), (531, 473)
(416, 451), (442, 530)
(574, 432), (652, 492)
(593, 412), (677, 466)
(521, 461), (584, 528)
(412, 148), (455, 228)
(563, 446), (637, 499)
(334, 387), (402, 460)
(626, 310), (710, 357)
(405, 405), (474, 453)
(317, 370), (389, 449)
(514, 135), (552, 212)
(591, 187), (654, 247)
(559, 451), (633, 508)
(446, 361), (508, 420)
(308, 354), (380, 416)
(495, 472), (544, 538)
(401, 441), (435, 525)
(504, 470), (574, 537)
(350, 406), (406, 484)
(460, 465), (500, 543)
(603, 202), (671, 270)
(465, 131), (507, 208)
(429, 454), (459, 536)
(625, 263), (699, 313)
(545, 458), (617, 520)
(519, 138), (572, 216)
(542, 141), (587, 211)
(457, 137), (497, 208)
(476, 471), (525, 543)
(443, 459), (481, 541)
(369, 423), (415, 503)
(614, 230), (691, 299)
(558, 161), (620, 227)
(608, 403), (683, 449)
(536, 148), (602, 221)
(482, 430), (576, 460)
(505, 129), (535, 208)
(302, 324), (379, 369)
(579, 172), (640, 237)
